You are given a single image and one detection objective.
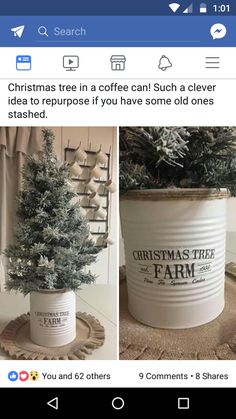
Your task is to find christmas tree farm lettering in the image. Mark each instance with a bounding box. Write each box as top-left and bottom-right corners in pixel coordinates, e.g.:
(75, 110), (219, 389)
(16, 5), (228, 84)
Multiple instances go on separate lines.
(133, 249), (215, 261)
(132, 248), (216, 286)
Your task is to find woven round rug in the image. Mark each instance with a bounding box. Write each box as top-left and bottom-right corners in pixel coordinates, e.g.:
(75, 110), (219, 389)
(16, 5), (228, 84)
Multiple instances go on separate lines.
(0, 312), (105, 360)
(120, 270), (236, 360)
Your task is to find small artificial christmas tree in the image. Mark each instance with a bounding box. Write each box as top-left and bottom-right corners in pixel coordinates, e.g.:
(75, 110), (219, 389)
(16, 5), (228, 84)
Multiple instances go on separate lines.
(120, 126), (236, 196)
(5, 129), (100, 295)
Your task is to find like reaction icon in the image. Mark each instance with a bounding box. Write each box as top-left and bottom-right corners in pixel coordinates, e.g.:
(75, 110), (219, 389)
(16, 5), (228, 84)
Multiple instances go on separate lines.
(8, 371), (18, 382)
(19, 371), (29, 382)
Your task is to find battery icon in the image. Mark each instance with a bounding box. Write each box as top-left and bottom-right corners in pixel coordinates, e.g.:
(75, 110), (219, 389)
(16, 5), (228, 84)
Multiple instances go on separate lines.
(200, 2), (207, 13)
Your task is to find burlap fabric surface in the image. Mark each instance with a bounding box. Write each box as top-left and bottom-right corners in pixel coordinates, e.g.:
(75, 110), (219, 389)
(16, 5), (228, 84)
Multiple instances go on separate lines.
(120, 271), (236, 360)
(0, 312), (105, 360)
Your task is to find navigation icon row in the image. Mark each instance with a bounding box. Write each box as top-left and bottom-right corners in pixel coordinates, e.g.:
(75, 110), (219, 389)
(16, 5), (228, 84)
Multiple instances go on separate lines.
(45, 395), (190, 412)
(14, 54), (223, 72)
(15, 54), (174, 72)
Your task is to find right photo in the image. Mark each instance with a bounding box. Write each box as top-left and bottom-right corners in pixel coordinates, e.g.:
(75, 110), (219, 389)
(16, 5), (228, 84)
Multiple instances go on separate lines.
(119, 126), (236, 360)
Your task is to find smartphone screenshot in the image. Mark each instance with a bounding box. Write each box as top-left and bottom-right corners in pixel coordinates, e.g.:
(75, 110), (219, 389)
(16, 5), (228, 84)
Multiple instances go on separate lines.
(0, 1), (235, 415)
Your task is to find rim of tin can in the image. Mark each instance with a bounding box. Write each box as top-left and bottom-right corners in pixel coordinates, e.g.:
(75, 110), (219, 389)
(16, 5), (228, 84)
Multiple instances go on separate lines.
(31, 288), (70, 295)
(121, 188), (230, 201)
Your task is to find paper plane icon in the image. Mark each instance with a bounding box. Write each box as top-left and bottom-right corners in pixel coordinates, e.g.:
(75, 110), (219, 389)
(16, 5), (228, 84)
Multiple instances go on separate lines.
(11, 25), (25, 38)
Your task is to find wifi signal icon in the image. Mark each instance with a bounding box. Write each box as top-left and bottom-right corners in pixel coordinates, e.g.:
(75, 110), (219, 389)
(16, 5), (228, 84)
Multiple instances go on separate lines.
(169, 3), (181, 13)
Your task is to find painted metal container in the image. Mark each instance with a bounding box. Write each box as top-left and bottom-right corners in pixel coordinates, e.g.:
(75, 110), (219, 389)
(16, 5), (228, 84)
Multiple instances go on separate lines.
(30, 289), (76, 347)
(120, 188), (229, 329)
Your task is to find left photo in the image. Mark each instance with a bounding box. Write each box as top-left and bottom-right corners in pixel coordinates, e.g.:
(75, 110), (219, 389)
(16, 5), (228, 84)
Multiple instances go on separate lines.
(0, 126), (117, 360)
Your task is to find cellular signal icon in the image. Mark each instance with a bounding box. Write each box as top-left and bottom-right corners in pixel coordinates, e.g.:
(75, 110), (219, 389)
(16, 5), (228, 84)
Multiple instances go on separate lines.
(183, 3), (193, 13)
(169, 3), (181, 13)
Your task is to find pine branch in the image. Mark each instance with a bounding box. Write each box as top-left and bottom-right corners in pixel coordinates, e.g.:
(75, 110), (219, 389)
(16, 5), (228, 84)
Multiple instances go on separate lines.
(4, 129), (102, 294)
(119, 126), (236, 196)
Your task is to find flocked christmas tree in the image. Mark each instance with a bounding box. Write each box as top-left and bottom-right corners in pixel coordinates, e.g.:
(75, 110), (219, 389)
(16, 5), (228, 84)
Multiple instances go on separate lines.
(5, 129), (100, 295)
(120, 126), (236, 196)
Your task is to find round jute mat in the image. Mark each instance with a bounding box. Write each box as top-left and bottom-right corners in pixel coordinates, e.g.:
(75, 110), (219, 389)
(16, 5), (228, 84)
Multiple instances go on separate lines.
(0, 312), (105, 360)
(120, 273), (236, 360)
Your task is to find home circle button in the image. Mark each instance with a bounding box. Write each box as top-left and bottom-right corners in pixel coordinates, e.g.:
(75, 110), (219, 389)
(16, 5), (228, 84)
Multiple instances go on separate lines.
(112, 397), (125, 410)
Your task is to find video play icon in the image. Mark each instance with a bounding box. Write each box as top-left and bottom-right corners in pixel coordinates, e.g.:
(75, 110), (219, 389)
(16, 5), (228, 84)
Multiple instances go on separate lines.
(63, 55), (79, 71)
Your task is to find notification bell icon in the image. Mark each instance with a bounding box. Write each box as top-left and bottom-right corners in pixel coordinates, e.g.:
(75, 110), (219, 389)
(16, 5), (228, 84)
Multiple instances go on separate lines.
(158, 55), (172, 71)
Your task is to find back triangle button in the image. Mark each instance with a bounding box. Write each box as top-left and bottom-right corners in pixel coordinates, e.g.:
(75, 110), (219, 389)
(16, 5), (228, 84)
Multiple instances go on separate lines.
(47, 397), (59, 410)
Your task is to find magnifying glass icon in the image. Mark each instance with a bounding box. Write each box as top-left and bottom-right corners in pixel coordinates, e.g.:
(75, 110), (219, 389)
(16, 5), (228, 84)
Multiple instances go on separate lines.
(38, 26), (49, 37)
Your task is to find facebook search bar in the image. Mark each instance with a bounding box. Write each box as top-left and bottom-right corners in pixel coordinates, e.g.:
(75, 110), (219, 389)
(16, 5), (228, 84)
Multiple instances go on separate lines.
(38, 26), (87, 37)
(0, 16), (235, 46)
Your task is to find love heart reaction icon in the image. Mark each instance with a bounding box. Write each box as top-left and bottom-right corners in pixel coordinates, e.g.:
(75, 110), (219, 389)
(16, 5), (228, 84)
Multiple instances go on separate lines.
(19, 371), (29, 381)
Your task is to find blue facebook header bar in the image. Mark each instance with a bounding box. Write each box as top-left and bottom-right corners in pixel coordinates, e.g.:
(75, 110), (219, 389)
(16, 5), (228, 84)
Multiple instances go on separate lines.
(1, 1), (236, 16)
(0, 16), (235, 47)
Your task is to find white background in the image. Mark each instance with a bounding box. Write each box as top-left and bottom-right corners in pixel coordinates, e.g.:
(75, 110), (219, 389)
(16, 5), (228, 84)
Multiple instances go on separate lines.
(0, 45), (236, 386)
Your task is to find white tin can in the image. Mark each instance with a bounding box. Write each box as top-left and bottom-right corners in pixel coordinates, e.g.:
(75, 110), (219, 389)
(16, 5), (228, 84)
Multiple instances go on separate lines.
(30, 289), (76, 347)
(120, 188), (229, 329)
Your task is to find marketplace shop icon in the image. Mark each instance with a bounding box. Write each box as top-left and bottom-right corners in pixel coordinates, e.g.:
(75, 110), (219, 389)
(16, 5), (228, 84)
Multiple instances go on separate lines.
(110, 55), (126, 71)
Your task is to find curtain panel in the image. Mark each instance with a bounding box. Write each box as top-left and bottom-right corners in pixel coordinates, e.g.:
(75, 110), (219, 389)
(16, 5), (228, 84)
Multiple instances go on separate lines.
(0, 127), (42, 290)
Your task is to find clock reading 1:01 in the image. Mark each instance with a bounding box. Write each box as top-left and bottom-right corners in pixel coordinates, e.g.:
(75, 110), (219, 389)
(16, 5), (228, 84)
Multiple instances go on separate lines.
(213, 4), (230, 12)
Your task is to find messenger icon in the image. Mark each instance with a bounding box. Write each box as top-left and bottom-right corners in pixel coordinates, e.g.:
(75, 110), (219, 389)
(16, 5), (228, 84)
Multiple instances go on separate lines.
(210, 23), (227, 40)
